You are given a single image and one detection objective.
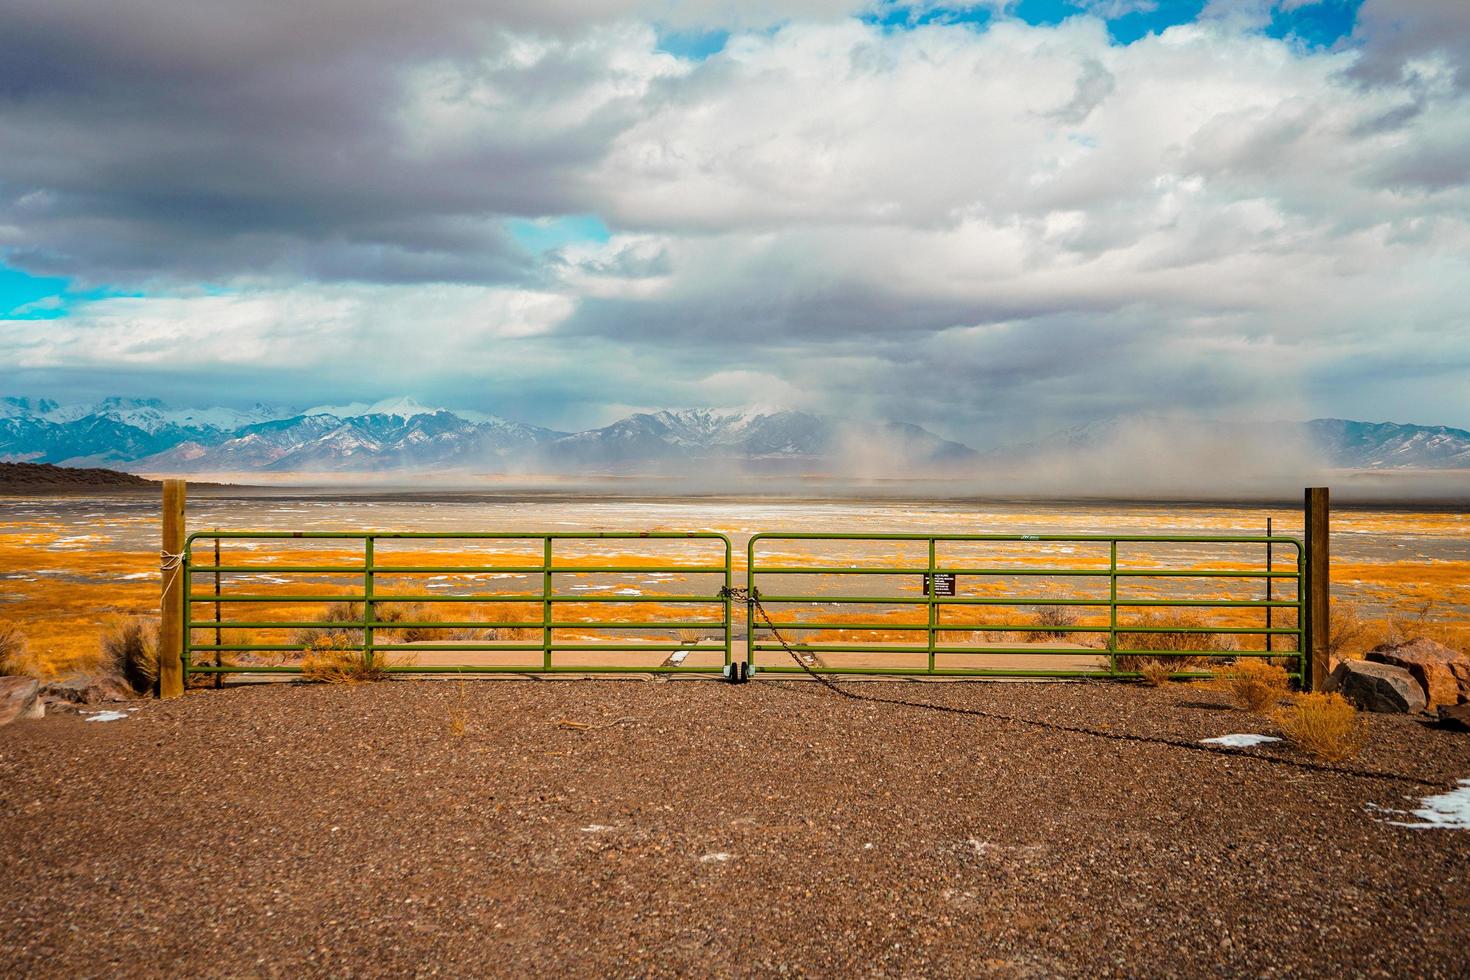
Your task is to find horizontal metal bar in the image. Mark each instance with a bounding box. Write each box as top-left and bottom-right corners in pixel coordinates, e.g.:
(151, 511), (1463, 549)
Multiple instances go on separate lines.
(752, 644), (1260, 657)
(185, 665), (724, 674)
(1114, 626), (1300, 635)
(188, 564), (726, 575)
(190, 642), (711, 653)
(189, 593), (726, 603)
(755, 565), (1299, 579)
(191, 621), (726, 631)
(757, 622), (1110, 633)
(750, 533), (1302, 545)
(188, 531), (731, 541)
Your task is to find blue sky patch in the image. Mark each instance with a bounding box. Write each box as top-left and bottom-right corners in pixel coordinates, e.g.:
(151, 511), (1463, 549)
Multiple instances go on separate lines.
(508, 214), (613, 254)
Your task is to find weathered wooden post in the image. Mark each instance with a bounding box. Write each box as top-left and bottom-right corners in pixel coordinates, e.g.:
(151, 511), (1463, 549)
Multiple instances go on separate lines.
(1304, 487), (1329, 691)
(159, 479), (186, 699)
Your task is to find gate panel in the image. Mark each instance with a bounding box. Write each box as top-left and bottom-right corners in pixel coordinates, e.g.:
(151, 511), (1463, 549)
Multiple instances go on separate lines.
(747, 533), (1304, 680)
(182, 531), (732, 677)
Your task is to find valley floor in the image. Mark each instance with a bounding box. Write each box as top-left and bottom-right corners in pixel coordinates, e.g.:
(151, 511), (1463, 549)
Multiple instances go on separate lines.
(2, 679), (1468, 977)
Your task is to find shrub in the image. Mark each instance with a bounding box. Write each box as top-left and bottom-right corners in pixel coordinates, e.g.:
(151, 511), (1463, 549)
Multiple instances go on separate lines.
(1030, 605), (1078, 641)
(101, 617), (158, 695)
(677, 628), (705, 644)
(1274, 692), (1366, 761)
(1326, 599), (1369, 662)
(1114, 609), (1234, 674)
(0, 624), (43, 678)
(299, 634), (413, 684)
(1138, 659), (1175, 687)
(1217, 658), (1290, 714)
(292, 600), (365, 647)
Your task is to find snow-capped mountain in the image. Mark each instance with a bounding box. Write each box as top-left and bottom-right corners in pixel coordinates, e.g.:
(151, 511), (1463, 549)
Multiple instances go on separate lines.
(2, 396), (1466, 474)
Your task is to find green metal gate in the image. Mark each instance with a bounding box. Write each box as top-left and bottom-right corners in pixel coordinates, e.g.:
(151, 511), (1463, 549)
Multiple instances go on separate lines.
(746, 532), (1305, 682)
(183, 531), (733, 678)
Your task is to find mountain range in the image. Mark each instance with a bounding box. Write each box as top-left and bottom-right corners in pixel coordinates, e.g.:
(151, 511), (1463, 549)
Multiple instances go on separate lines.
(0, 397), (975, 473)
(1, 396), (1467, 474)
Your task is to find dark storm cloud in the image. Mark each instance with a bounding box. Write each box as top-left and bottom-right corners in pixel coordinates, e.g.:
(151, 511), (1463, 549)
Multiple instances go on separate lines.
(0, 1), (689, 285)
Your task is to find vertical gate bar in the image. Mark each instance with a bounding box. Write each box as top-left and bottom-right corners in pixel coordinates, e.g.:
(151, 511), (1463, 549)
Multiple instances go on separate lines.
(363, 536), (375, 666)
(927, 537), (937, 673)
(213, 536), (222, 688)
(542, 536), (553, 671)
(1265, 517), (1273, 654)
(1108, 539), (1118, 675)
(723, 538), (732, 668)
(747, 537), (757, 672)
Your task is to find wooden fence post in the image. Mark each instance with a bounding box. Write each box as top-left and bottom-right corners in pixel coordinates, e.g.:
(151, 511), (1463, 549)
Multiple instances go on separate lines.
(1305, 487), (1329, 691)
(159, 479), (186, 699)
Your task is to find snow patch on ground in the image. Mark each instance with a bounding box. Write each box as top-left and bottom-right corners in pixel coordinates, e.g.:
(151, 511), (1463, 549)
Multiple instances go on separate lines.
(667, 649), (689, 665)
(1373, 779), (1470, 830)
(580, 824), (614, 833)
(1201, 733), (1281, 748)
(699, 852), (732, 863)
(83, 710), (129, 722)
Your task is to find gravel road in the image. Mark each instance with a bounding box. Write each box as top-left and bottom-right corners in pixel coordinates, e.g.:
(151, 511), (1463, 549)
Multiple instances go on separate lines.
(2, 679), (1467, 977)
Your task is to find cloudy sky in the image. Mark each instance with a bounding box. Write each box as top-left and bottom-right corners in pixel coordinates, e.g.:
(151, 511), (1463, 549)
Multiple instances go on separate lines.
(1, 0), (1467, 444)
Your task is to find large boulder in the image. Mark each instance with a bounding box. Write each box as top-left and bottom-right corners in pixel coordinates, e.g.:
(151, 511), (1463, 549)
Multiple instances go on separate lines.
(0, 676), (44, 726)
(1325, 659), (1428, 713)
(1366, 639), (1470, 708)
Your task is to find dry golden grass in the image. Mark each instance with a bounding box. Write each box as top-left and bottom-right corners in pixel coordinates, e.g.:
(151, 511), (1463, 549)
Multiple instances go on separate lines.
(1030, 605), (1079, 640)
(0, 624), (44, 678)
(447, 676), (469, 738)
(100, 617), (158, 695)
(299, 635), (416, 684)
(1114, 609), (1234, 673)
(1217, 658), (1291, 714)
(1137, 659), (1175, 687)
(1274, 692), (1366, 761)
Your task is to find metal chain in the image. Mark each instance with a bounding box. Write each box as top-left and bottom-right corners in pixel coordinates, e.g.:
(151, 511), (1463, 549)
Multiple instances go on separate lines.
(722, 586), (1445, 789)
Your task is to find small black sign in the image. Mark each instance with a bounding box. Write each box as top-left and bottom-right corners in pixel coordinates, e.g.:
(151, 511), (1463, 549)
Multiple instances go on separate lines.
(924, 572), (956, 596)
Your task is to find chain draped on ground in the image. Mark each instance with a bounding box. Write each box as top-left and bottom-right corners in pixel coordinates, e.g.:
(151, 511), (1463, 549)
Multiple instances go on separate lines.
(720, 586), (1446, 790)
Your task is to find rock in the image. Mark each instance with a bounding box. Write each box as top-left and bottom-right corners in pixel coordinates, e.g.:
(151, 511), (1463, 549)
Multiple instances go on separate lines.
(1439, 703), (1470, 732)
(0, 676), (44, 726)
(1366, 639), (1470, 708)
(41, 674), (134, 705)
(1324, 660), (1428, 713)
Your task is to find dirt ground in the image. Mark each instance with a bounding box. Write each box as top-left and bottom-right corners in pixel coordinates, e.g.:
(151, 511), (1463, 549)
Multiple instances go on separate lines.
(2, 678), (1468, 978)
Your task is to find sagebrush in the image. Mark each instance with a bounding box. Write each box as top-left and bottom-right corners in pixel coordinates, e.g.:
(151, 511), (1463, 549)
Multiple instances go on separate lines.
(1274, 692), (1366, 761)
(0, 624), (43, 678)
(1113, 609), (1233, 674)
(101, 617), (159, 695)
(1217, 658), (1290, 714)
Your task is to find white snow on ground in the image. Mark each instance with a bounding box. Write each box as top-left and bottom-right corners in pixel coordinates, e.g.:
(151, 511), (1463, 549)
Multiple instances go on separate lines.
(667, 649), (689, 665)
(83, 710), (128, 722)
(615, 588), (641, 596)
(1373, 779), (1470, 830)
(580, 824), (614, 833)
(1201, 734), (1281, 748)
(699, 852), (732, 863)
(120, 572), (151, 580)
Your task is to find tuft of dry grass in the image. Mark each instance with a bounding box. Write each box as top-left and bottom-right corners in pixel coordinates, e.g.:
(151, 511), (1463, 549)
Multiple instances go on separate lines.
(1030, 605), (1078, 641)
(100, 617), (158, 695)
(0, 624), (44, 678)
(677, 627), (705, 644)
(1217, 658), (1290, 714)
(1137, 659), (1175, 687)
(1114, 609), (1233, 674)
(1326, 598), (1369, 662)
(1274, 692), (1366, 761)
(447, 676), (468, 737)
(299, 634), (416, 684)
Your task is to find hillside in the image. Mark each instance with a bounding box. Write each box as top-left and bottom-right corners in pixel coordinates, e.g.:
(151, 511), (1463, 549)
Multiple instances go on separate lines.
(0, 461), (156, 491)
